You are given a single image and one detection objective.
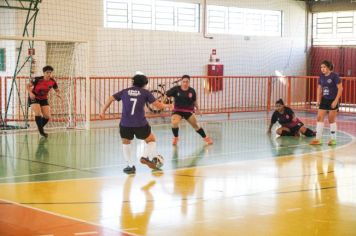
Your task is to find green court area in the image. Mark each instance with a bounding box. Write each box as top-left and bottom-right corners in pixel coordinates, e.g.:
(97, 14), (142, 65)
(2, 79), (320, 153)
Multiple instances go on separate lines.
(0, 118), (352, 183)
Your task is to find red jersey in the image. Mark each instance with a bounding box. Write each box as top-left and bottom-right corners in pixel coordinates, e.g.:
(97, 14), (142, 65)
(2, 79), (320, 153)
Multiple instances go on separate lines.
(31, 76), (58, 100)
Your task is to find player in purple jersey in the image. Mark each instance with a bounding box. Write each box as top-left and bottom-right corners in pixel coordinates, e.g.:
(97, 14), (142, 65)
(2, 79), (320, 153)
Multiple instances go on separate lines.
(166, 75), (213, 146)
(100, 74), (172, 174)
(267, 99), (315, 137)
(310, 60), (343, 146)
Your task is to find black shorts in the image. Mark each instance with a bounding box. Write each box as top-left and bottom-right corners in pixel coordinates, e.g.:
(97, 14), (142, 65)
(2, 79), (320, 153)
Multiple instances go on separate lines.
(28, 97), (49, 107)
(119, 124), (151, 140)
(319, 97), (339, 111)
(172, 111), (193, 120)
(288, 121), (304, 135)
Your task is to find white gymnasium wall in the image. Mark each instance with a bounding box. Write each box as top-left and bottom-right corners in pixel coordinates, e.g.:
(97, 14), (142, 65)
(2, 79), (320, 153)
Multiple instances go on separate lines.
(27, 0), (307, 77)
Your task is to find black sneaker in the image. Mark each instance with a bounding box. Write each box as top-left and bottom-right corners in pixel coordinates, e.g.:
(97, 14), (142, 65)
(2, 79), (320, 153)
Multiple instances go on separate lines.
(140, 157), (156, 169)
(123, 165), (136, 174)
(39, 131), (48, 138)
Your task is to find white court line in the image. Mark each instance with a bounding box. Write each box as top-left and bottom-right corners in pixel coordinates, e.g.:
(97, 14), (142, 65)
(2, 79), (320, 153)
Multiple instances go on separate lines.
(0, 119), (355, 184)
(74, 232), (98, 235)
(0, 198), (136, 236)
(286, 208), (301, 212)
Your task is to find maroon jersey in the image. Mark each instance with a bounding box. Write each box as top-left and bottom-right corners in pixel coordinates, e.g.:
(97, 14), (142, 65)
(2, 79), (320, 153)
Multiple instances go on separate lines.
(166, 86), (196, 112)
(271, 106), (302, 128)
(31, 76), (58, 100)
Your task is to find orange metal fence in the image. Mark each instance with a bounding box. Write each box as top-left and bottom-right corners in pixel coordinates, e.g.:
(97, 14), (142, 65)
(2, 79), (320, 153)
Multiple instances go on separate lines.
(1, 76), (356, 124)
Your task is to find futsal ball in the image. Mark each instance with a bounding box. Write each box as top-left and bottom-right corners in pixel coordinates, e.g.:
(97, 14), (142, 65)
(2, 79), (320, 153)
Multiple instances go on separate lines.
(152, 155), (164, 169)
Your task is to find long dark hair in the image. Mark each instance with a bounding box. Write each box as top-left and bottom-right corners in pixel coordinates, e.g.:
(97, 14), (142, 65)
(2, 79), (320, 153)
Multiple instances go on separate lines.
(275, 98), (285, 106)
(321, 60), (334, 70)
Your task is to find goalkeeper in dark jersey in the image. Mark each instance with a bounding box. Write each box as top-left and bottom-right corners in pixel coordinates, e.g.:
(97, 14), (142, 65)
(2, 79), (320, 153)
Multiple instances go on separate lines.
(166, 75), (213, 146)
(268, 99), (315, 137)
(26, 65), (61, 137)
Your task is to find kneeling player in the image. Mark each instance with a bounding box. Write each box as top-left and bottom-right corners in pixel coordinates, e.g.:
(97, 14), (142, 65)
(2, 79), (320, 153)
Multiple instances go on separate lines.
(267, 99), (315, 137)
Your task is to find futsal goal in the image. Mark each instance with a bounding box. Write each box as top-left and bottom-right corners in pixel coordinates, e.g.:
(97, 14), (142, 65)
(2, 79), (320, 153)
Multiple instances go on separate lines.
(0, 36), (90, 130)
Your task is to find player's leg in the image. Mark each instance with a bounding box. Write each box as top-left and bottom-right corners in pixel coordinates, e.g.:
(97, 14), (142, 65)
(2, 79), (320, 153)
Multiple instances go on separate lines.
(40, 100), (51, 127)
(171, 113), (182, 145)
(40, 102), (51, 137)
(327, 109), (338, 145)
(119, 125), (136, 174)
(138, 125), (160, 169)
(276, 127), (292, 136)
(186, 113), (213, 145)
(30, 100), (46, 137)
(299, 125), (316, 137)
(310, 108), (327, 145)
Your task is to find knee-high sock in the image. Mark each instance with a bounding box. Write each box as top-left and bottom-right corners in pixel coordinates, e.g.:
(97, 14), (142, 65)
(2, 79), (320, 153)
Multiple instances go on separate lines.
(330, 123), (337, 140)
(42, 117), (49, 127)
(122, 143), (134, 166)
(196, 128), (207, 138)
(144, 141), (157, 160)
(172, 127), (179, 137)
(35, 116), (44, 134)
(316, 122), (324, 140)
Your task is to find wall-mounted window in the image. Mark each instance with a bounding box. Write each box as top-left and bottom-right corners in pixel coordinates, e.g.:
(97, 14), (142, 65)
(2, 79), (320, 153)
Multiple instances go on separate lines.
(207, 5), (282, 37)
(0, 49), (5, 71)
(104, 0), (200, 33)
(313, 11), (356, 45)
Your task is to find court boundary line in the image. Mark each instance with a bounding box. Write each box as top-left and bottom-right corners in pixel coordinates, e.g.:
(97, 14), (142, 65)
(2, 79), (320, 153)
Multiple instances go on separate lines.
(0, 118), (354, 184)
(0, 198), (138, 236)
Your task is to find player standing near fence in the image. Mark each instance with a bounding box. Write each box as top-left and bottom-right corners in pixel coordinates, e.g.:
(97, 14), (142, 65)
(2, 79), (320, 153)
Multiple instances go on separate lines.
(100, 73), (171, 174)
(310, 60), (343, 146)
(166, 75), (213, 146)
(27, 65), (61, 138)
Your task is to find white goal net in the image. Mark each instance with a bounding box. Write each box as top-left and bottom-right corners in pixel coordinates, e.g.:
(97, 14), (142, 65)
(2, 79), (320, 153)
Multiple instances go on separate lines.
(0, 36), (89, 130)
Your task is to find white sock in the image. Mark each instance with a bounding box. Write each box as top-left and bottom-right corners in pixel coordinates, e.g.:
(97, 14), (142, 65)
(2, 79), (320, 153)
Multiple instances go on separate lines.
(316, 122), (324, 140)
(330, 123), (337, 140)
(122, 143), (134, 166)
(146, 142), (157, 160)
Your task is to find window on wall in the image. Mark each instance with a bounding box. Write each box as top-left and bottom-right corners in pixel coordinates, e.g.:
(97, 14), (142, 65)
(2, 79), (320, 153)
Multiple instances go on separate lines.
(207, 5), (282, 37)
(313, 11), (356, 46)
(0, 49), (5, 71)
(104, 0), (200, 33)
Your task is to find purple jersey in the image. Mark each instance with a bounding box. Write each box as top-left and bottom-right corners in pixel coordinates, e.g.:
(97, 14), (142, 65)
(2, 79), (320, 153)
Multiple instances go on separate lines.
(113, 87), (155, 127)
(318, 72), (341, 100)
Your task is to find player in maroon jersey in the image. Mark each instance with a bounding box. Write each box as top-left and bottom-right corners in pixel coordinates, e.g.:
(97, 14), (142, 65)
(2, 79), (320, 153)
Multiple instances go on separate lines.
(267, 99), (315, 137)
(166, 75), (213, 145)
(100, 73), (172, 174)
(26, 65), (61, 137)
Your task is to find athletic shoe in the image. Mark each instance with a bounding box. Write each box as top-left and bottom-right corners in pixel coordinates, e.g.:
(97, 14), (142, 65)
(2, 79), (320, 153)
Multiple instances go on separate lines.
(204, 136), (213, 145)
(140, 157), (157, 169)
(172, 137), (179, 145)
(310, 139), (322, 145)
(39, 131), (48, 138)
(328, 139), (336, 146)
(123, 165), (136, 174)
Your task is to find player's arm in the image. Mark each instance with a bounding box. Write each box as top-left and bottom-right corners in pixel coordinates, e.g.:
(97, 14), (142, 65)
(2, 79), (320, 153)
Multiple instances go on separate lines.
(268, 113), (277, 133)
(194, 101), (202, 116)
(53, 80), (61, 99)
(100, 96), (115, 119)
(332, 82), (343, 108)
(316, 85), (322, 106)
(54, 88), (61, 99)
(26, 81), (36, 99)
(152, 100), (173, 110)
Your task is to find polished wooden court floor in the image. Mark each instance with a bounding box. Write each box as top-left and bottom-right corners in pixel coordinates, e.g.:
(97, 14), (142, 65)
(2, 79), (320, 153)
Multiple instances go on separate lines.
(1, 113), (356, 236)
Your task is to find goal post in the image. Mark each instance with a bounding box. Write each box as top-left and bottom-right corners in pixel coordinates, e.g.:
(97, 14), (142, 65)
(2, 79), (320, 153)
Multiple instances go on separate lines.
(0, 36), (90, 130)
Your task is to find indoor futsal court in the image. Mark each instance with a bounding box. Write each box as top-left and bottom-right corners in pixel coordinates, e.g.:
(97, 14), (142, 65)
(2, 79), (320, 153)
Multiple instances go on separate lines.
(1, 0), (356, 236)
